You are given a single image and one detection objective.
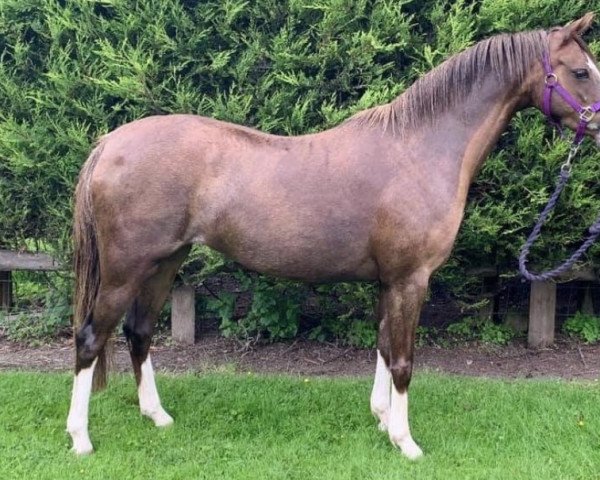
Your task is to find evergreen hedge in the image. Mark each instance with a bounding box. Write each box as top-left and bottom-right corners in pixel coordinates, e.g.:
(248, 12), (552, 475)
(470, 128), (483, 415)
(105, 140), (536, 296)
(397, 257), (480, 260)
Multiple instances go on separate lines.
(1, 0), (599, 341)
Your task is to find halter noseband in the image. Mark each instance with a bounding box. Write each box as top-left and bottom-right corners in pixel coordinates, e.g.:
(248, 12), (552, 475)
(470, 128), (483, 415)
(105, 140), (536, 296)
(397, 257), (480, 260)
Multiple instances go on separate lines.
(542, 53), (600, 144)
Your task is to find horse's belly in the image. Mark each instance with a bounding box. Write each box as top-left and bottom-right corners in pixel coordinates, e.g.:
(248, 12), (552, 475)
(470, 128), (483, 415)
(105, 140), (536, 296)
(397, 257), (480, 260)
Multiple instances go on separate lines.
(203, 235), (378, 283)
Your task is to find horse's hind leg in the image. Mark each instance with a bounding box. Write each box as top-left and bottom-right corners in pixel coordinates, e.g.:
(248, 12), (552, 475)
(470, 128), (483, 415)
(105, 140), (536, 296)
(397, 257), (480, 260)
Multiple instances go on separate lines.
(380, 270), (430, 460)
(123, 246), (190, 426)
(67, 280), (138, 455)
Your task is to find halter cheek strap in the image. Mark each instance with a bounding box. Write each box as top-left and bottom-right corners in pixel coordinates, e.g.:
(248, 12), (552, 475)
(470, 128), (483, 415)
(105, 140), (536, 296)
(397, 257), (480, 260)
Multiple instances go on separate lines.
(542, 53), (600, 144)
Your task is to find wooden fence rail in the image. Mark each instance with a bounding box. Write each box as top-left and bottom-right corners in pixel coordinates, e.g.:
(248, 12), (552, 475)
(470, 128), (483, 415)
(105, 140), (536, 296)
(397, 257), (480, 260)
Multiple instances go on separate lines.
(0, 250), (60, 310)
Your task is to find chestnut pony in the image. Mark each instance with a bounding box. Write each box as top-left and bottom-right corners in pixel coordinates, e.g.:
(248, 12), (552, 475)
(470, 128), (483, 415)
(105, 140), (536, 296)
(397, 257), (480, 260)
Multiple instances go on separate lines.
(68, 14), (600, 457)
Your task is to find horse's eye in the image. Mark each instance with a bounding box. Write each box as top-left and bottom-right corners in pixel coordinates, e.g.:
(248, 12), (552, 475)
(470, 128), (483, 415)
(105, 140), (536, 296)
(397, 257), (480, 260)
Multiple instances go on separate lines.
(573, 69), (589, 80)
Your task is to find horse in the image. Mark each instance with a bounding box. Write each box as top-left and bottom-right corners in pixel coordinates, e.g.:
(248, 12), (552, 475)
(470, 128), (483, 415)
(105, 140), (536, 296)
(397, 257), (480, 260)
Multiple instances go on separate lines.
(67, 13), (600, 458)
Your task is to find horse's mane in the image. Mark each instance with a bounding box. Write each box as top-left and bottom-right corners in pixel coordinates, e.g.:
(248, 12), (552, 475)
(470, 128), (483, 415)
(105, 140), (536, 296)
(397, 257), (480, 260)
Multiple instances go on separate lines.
(347, 30), (549, 133)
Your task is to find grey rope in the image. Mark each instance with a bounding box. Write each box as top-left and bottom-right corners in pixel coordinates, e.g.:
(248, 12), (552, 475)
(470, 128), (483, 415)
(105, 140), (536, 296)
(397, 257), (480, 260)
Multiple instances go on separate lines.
(519, 146), (600, 281)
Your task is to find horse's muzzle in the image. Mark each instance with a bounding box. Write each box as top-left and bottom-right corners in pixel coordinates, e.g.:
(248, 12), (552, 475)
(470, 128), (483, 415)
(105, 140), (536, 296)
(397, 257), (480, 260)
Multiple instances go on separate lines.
(586, 122), (600, 146)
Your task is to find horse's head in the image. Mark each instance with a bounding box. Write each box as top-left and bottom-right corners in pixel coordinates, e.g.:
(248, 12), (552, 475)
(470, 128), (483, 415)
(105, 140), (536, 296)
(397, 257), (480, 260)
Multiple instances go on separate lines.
(542, 13), (600, 145)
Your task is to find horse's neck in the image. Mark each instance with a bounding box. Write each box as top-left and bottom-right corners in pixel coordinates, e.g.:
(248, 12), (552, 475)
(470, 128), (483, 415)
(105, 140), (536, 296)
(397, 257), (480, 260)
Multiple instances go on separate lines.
(416, 75), (529, 190)
(361, 74), (532, 213)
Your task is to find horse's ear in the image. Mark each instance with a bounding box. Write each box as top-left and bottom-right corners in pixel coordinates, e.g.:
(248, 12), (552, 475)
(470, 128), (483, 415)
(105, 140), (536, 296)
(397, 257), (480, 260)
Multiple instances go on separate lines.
(564, 12), (595, 36)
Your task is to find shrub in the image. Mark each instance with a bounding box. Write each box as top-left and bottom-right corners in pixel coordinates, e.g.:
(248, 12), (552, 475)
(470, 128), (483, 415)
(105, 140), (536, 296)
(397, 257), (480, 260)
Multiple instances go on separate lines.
(446, 317), (516, 345)
(562, 312), (600, 344)
(0, 287), (71, 344)
(1, 0), (600, 342)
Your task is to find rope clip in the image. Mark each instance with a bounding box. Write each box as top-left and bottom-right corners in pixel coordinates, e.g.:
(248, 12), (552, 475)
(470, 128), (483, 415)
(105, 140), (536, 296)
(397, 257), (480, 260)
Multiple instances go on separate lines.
(560, 144), (580, 174)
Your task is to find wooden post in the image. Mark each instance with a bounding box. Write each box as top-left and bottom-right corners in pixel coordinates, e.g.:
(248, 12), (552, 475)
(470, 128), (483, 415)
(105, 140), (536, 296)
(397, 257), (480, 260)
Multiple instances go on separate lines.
(171, 285), (195, 345)
(477, 274), (498, 323)
(0, 271), (12, 311)
(528, 280), (556, 348)
(581, 284), (595, 316)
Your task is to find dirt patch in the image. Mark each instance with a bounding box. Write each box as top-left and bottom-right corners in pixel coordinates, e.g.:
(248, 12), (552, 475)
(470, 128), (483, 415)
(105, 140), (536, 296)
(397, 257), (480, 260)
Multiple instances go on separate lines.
(1, 334), (599, 380)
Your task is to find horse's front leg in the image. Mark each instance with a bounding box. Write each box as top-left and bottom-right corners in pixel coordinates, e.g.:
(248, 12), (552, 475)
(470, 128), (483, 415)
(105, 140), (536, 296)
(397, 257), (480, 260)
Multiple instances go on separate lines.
(371, 292), (391, 431)
(377, 270), (429, 460)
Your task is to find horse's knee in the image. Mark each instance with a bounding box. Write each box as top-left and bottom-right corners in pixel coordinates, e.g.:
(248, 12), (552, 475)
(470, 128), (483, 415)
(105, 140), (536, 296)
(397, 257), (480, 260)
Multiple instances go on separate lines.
(390, 357), (413, 391)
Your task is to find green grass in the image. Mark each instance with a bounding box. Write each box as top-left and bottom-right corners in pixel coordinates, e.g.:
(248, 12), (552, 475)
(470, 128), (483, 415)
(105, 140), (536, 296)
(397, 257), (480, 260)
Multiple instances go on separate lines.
(0, 371), (599, 480)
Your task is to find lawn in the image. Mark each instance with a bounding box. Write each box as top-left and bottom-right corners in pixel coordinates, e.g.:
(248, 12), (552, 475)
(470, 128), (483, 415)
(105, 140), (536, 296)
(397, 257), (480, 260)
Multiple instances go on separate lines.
(0, 370), (599, 479)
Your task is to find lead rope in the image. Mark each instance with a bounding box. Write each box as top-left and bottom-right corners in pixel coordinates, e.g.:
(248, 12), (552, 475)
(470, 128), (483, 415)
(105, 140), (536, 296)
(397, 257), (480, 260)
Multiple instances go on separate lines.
(518, 144), (600, 281)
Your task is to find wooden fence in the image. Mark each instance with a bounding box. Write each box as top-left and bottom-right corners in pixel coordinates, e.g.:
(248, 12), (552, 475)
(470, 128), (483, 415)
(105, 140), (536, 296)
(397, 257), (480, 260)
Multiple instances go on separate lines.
(1, 249), (596, 347)
(0, 249), (195, 343)
(0, 250), (59, 310)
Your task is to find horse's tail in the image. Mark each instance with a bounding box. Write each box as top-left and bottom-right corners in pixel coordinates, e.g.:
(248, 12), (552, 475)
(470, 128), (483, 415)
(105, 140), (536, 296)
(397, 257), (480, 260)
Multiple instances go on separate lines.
(73, 137), (108, 391)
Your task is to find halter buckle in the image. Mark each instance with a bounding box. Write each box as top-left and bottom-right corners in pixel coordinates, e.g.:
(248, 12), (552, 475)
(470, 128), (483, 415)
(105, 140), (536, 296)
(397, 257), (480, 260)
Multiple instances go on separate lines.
(544, 73), (558, 86)
(579, 107), (595, 123)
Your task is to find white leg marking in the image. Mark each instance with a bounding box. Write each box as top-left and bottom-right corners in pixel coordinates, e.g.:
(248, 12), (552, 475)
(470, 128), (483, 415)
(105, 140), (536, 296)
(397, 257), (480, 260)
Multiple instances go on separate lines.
(66, 358), (97, 455)
(388, 385), (423, 460)
(139, 354), (173, 427)
(370, 350), (391, 431)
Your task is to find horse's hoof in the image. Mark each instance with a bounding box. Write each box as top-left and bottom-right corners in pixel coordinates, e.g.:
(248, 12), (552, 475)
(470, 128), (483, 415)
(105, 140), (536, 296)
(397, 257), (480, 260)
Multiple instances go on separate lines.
(154, 413), (174, 427)
(371, 408), (389, 432)
(391, 435), (423, 460)
(71, 441), (94, 456)
(143, 408), (174, 427)
(68, 429), (94, 456)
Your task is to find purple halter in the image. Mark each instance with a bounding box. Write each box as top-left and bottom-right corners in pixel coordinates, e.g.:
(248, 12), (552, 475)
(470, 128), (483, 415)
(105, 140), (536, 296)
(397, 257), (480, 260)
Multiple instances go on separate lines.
(518, 53), (600, 282)
(542, 53), (600, 144)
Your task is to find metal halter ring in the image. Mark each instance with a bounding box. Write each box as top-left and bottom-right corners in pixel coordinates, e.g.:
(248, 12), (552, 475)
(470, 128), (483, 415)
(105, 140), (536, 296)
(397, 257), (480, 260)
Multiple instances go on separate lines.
(579, 106), (595, 122)
(544, 73), (558, 86)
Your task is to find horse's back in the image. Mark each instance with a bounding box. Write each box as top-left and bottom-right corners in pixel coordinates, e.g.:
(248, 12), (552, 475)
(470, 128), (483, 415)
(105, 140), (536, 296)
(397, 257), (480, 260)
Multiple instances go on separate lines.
(85, 114), (387, 281)
(85, 113), (455, 283)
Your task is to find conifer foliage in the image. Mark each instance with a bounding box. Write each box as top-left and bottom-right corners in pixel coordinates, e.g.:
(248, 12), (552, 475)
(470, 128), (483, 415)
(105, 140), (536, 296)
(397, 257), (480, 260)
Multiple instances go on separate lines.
(1, 1), (599, 340)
